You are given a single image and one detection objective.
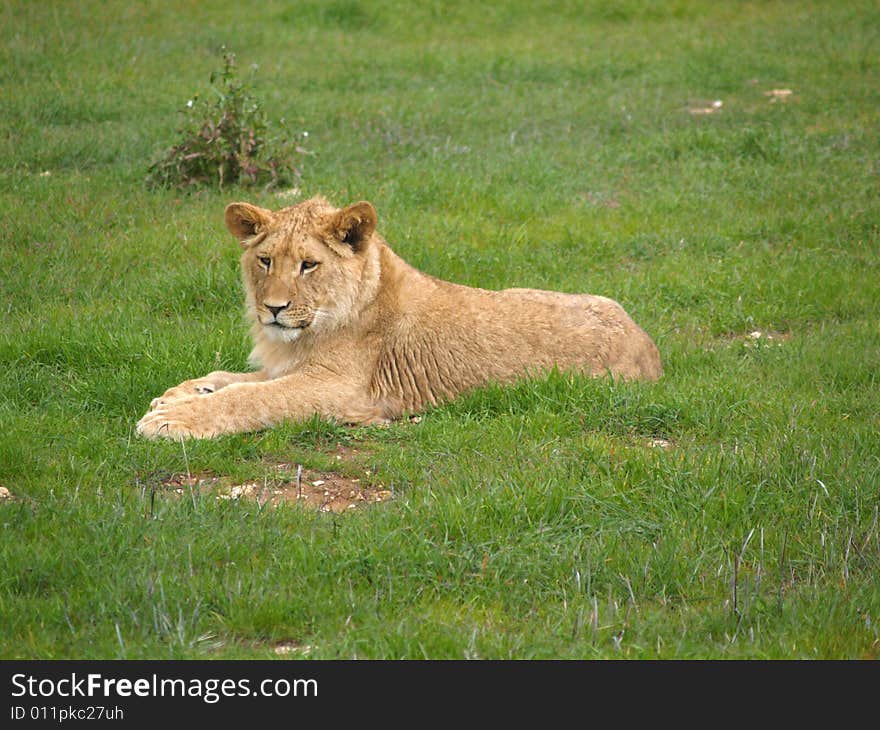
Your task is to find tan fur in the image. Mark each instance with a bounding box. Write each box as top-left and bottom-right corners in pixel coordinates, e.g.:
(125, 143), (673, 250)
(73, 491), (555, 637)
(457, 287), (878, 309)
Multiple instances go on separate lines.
(137, 197), (662, 439)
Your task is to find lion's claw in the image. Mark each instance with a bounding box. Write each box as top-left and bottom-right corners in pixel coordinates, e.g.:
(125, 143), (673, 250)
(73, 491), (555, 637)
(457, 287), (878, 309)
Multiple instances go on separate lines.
(137, 398), (218, 440)
(148, 379), (218, 411)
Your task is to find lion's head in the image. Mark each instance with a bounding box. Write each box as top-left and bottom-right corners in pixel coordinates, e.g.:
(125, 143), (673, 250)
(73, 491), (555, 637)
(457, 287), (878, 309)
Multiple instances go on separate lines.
(224, 197), (379, 347)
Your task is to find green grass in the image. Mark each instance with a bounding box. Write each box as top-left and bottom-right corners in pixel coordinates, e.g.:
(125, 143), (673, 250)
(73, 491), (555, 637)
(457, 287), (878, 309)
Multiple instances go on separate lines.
(1, 0), (879, 658)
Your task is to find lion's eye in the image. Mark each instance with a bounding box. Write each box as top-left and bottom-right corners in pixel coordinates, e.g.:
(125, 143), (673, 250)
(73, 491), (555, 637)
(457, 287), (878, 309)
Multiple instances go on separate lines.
(258, 256), (271, 269)
(300, 260), (318, 274)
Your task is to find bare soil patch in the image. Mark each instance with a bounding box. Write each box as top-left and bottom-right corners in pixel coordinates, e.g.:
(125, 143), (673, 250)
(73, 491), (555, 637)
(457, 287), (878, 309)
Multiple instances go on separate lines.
(271, 640), (314, 656)
(209, 637), (316, 657)
(723, 329), (792, 346)
(687, 99), (723, 115)
(698, 329), (793, 351)
(154, 444), (391, 513)
(217, 467), (392, 513)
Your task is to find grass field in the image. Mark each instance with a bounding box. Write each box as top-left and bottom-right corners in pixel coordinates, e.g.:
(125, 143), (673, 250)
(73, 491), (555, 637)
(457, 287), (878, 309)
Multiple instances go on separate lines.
(1, 0), (878, 659)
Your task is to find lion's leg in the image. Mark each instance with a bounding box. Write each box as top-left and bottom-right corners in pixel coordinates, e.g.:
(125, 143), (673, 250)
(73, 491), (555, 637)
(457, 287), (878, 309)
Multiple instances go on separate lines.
(137, 373), (385, 440)
(148, 370), (268, 410)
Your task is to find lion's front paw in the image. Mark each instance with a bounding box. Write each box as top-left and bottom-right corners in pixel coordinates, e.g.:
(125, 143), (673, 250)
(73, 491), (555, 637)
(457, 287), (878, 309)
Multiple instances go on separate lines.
(137, 397), (221, 440)
(149, 377), (220, 410)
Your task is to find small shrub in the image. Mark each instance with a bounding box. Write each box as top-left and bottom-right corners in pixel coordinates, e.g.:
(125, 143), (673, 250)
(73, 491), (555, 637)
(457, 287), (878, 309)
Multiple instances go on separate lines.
(147, 50), (306, 190)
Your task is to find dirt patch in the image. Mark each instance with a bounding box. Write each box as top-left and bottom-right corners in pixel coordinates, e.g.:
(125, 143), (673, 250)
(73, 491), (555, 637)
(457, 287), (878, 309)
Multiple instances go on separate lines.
(155, 454), (392, 513)
(212, 637), (316, 657)
(272, 640), (314, 656)
(723, 329), (792, 347)
(688, 99), (723, 115)
(158, 471), (218, 491)
(744, 329), (790, 342)
(217, 467), (392, 513)
(693, 328), (793, 352)
(764, 88), (793, 103)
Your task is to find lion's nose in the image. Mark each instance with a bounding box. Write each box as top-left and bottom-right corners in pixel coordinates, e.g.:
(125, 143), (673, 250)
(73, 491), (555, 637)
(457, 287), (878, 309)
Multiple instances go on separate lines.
(266, 302), (291, 318)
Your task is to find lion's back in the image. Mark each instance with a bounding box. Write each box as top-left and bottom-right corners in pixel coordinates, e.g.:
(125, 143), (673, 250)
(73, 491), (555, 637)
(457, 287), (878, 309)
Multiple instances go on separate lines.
(497, 287), (662, 381)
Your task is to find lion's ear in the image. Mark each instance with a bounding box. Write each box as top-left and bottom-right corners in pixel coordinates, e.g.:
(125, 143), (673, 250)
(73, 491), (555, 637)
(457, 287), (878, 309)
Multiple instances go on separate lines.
(225, 202), (274, 246)
(324, 201), (377, 254)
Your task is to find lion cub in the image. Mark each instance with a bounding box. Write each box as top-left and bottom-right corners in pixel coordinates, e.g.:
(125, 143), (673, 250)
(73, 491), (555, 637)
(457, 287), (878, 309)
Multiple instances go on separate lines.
(137, 197), (661, 439)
